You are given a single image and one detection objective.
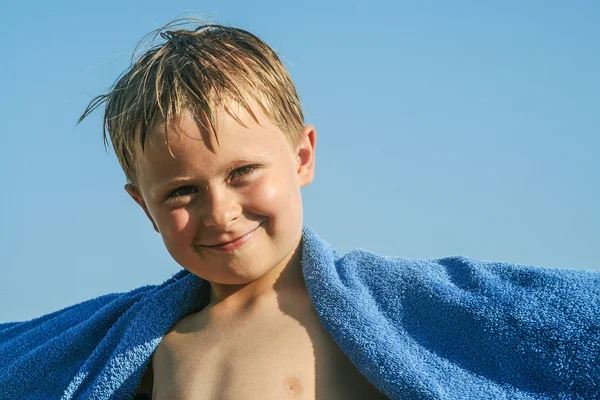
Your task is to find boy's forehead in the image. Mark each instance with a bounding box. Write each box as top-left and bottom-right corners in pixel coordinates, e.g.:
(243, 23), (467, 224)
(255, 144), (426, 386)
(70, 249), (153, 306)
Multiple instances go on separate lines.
(143, 101), (268, 148)
(145, 113), (215, 152)
(132, 107), (292, 193)
(135, 105), (288, 168)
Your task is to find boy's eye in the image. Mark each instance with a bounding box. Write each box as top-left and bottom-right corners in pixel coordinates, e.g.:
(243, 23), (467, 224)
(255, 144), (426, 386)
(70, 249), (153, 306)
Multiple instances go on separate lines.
(230, 165), (258, 180)
(169, 186), (197, 198)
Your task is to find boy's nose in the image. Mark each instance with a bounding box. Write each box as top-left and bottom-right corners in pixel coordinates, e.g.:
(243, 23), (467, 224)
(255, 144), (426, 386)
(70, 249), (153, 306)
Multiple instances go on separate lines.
(201, 187), (240, 228)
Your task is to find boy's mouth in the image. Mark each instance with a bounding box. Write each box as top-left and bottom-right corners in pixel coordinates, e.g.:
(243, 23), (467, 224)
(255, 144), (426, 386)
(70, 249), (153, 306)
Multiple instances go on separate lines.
(200, 223), (263, 251)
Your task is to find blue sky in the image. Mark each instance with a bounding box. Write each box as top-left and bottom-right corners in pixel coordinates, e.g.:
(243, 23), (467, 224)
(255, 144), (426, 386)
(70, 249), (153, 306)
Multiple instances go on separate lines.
(1, 1), (598, 322)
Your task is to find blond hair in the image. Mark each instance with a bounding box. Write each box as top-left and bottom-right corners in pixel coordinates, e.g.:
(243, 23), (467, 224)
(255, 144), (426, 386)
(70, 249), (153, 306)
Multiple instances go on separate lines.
(79, 19), (305, 186)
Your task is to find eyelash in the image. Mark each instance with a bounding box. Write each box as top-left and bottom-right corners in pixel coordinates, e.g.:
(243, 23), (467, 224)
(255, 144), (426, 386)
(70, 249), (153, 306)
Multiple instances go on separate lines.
(169, 186), (197, 198)
(230, 165), (258, 180)
(168, 165), (259, 198)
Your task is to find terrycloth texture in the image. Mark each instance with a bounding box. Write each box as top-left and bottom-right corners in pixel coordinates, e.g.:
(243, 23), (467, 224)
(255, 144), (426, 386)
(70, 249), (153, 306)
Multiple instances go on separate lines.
(1, 227), (599, 399)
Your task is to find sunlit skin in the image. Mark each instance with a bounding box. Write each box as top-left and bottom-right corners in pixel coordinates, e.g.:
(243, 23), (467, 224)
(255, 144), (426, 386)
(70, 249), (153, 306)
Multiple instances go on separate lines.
(129, 104), (388, 399)
(125, 103), (316, 310)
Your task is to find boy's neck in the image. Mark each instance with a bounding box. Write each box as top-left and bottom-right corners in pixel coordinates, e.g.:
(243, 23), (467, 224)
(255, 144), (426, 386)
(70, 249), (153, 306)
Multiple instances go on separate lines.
(205, 239), (306, 318)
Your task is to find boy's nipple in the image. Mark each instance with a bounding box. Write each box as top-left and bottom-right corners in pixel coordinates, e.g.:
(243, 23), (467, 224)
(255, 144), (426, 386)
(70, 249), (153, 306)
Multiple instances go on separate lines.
(284, 375), (302, 397)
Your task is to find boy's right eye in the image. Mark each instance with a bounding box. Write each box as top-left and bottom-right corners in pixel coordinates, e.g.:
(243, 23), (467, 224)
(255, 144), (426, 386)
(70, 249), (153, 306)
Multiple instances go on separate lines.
(169, 186), (197, 198)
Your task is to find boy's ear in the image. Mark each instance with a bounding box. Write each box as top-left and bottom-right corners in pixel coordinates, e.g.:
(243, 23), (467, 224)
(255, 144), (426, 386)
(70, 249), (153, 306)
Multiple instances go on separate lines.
(296, 124), (316, 187)
(124, 184), (159, 233)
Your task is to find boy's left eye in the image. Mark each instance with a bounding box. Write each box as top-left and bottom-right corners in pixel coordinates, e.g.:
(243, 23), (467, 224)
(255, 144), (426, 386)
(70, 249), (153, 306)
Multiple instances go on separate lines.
(230, 165), (258, 180)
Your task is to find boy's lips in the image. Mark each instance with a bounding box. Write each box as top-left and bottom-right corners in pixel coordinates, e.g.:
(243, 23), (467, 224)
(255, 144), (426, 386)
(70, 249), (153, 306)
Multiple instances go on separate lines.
(200, 223), (262, 251)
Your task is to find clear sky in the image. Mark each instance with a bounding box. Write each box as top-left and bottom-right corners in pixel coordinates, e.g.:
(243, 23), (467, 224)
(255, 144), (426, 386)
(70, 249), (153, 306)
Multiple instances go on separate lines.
(1, 1), (598, 322)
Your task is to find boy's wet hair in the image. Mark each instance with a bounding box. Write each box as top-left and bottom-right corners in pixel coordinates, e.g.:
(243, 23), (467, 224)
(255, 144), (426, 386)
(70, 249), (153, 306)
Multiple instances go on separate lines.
(79, 18), (305, 186)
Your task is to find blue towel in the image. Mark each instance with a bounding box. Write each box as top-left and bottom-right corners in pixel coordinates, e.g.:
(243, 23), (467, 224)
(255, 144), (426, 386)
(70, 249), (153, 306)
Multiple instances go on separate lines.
(1, 227), (599, 399)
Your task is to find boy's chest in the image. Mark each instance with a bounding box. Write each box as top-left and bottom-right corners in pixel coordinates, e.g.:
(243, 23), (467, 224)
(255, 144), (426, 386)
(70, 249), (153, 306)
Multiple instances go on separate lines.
(149, 305), (387, 400)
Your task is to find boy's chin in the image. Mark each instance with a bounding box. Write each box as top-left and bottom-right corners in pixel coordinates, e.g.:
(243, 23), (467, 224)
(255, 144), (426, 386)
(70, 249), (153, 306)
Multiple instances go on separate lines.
(186, 252), (297, 288)
(195, 264), (278, 286)
(175, 225), (303, 285)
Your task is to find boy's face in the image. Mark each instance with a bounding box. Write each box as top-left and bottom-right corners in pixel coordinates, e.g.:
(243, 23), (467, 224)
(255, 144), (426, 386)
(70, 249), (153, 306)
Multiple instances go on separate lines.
(126, 103), (315, 285)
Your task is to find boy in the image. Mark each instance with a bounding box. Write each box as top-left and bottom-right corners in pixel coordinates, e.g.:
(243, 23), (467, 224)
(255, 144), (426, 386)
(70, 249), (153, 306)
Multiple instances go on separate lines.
(1, 20), (599, 400)
(107, 24), (388, 399)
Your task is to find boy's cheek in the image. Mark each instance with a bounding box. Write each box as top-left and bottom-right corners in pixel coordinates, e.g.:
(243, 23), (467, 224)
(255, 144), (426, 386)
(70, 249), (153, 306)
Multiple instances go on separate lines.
(245, 177), (303, 239)
(245, 175), (298, 214)
(246, 178), (278, 207)
(158, 208), (194, 238)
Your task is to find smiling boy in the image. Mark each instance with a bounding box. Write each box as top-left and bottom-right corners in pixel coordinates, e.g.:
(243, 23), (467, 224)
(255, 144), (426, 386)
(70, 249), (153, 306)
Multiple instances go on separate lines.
(2, 19), (599, 400)
(83, 24), (388, 398)
(127, 105), (385, 398)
